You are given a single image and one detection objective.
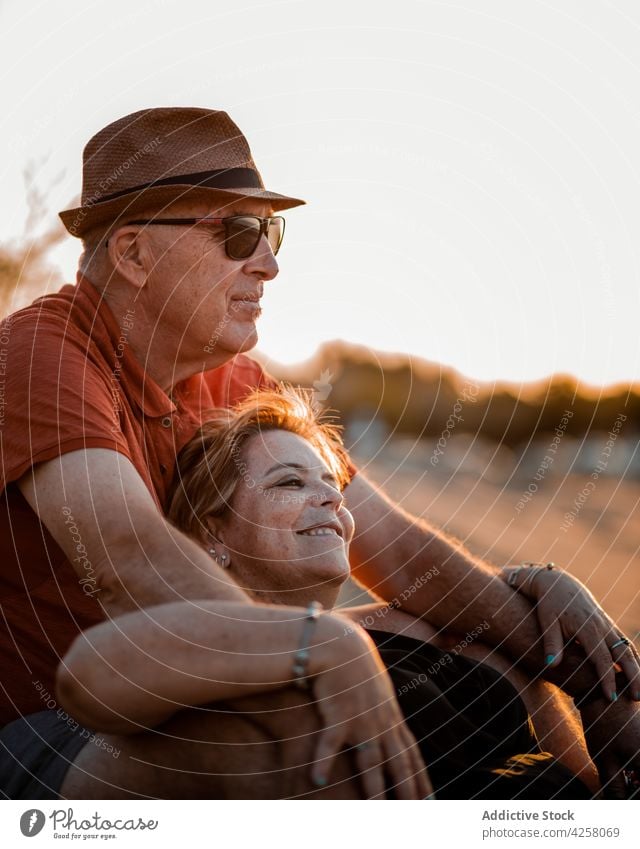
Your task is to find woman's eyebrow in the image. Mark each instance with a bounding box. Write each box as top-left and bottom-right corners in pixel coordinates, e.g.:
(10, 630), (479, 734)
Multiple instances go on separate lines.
(263, 461), (338, 484)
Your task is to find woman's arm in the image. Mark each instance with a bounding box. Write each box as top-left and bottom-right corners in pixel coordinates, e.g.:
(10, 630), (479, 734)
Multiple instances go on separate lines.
(56, 600), (431, 798)
(56, 601), (356, 731)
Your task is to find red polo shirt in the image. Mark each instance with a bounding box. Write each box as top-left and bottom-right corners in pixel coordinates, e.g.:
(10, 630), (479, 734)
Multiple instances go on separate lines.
(0, 274), (277, 726)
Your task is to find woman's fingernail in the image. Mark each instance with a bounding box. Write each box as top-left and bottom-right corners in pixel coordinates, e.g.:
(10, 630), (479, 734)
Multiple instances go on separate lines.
(545, 654), (555, 665)
(611, 691), (618, 702)
(313, 775), (327, 787)
(635, 691), (640, 701)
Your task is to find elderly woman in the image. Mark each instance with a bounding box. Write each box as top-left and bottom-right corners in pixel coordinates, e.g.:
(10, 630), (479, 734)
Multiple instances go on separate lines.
(57, 387), (632, 798)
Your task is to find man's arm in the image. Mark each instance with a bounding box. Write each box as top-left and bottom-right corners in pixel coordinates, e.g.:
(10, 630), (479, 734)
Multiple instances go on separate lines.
(343, 470), (635, 695)
(344, 471), (542, 649)
(18, 447), (247, 616)
(344, 470), (640, 794)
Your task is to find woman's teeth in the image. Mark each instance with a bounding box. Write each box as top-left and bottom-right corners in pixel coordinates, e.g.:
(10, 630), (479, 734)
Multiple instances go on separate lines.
(299, 527), (338, 536)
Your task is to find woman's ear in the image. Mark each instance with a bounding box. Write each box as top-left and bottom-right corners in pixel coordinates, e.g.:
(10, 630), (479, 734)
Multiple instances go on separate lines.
(204, 516), (232, 569)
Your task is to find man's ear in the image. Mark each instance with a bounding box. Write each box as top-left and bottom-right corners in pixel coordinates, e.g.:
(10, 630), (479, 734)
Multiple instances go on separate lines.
(107, 226), (155, 291)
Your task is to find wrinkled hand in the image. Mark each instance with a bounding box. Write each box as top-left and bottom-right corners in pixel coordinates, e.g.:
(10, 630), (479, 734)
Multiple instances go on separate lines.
(503, 565), (640, 701)
(579, 696), (640, 798)
(312, 617), (433, 799)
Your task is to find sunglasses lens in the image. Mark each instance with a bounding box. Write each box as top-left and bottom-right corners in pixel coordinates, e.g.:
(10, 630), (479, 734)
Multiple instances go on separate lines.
(225, 217), (261, 259)
(267, 217), (285, 256)
(225, 217), (285, 260)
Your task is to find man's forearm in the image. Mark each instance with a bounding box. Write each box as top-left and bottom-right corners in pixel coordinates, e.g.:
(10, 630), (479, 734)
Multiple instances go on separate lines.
(355, 509), (546, 662)
(346, 472), (533, 639)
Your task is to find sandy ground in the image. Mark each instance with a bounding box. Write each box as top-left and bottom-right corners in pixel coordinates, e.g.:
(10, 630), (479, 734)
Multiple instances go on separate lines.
(338, 441), (640, 643)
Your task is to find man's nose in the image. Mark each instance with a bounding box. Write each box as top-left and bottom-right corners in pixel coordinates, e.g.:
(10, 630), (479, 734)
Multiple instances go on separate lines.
(243, 234), (279, 281)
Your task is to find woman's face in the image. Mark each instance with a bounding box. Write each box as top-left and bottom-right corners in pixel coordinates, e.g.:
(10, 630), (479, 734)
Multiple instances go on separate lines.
(210, 429), (354, 608)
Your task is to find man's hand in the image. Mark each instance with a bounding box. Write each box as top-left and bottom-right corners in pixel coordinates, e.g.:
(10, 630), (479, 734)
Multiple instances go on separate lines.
(579, 697), (640, 798)
(503, 565), (640, 702)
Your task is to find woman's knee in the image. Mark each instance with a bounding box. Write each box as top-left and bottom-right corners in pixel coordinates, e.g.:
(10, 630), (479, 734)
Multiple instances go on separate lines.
(222, 689), (362, 798)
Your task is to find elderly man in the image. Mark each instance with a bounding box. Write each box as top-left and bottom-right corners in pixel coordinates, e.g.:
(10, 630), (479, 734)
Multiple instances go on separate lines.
(0, 107), (638, 800)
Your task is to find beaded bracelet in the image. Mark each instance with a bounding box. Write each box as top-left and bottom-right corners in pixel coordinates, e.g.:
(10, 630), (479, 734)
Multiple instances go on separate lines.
(292, 601), (323, 691)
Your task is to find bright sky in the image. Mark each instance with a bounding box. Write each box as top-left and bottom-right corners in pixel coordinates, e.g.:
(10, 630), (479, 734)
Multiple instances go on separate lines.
(1, 0), (639, 384)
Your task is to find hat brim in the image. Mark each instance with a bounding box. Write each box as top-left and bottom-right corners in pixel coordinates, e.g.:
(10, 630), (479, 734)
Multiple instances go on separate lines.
(59, 183), (305, 238)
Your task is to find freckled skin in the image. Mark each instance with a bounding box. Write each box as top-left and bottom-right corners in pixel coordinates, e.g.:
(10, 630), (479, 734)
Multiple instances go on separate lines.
(210, 430), (355, 608)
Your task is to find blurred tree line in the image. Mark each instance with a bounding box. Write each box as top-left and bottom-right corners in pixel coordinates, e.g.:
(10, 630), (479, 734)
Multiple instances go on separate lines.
(260, 341), (640, 446)
(0, 165), (64, 317)
(2, 171), (637, 446)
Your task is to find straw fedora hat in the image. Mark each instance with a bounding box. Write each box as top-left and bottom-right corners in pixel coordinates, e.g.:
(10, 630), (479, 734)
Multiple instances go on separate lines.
(59, 107), (305, 238)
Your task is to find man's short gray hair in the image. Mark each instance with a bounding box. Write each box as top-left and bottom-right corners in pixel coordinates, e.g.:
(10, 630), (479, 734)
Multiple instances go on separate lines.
(78, 219), (114, 276)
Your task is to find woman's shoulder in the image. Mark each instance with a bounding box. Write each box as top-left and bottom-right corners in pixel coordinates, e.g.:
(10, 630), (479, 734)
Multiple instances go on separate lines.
(337, 603), (441, 645)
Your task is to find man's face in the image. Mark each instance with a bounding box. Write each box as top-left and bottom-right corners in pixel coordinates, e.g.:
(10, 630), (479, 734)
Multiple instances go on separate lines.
(136, 197), (280, 367)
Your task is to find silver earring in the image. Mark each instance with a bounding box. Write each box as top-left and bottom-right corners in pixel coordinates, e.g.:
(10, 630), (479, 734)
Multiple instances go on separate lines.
(209, 548), (229, 568)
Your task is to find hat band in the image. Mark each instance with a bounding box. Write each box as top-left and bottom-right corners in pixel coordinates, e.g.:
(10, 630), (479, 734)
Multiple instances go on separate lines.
(90, 168), (263, 205)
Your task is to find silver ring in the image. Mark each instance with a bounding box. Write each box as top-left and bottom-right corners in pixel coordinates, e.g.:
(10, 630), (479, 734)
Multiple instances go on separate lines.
(609, 637), (631, 651)
(355, 742), (374, 751)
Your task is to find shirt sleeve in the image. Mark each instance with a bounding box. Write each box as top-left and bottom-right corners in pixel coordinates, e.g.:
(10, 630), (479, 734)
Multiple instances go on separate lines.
(0, 315), (133, 491)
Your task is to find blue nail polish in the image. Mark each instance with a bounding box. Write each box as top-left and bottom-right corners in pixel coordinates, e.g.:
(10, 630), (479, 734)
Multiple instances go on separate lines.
(545, 654), (555, 665)
(611, 691), (618, 702)
(313, 775), (327, 787)
(635, 691), (640, 701)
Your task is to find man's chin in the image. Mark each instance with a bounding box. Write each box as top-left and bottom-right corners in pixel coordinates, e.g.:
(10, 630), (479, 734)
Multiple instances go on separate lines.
(219, 328), (259, 356)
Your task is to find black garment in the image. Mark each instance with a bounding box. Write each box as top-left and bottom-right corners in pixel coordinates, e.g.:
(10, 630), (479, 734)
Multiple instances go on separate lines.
(367, 628), (591, 799)
(0, 632), (591, 800)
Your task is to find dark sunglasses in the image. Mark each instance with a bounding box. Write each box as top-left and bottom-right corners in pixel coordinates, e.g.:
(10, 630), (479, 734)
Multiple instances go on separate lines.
(124, 215), (285, 260)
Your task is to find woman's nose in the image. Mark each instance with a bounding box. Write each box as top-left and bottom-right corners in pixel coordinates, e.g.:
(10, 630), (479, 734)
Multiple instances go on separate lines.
(317, 481), (344, 508)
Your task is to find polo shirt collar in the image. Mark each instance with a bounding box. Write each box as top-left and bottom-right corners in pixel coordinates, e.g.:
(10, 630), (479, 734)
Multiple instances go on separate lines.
(76, 273), (177, 418)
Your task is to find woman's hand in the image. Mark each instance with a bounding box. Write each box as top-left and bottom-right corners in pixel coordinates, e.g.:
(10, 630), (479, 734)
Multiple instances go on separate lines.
(503, 565), (640, 702)
(311, 615), (433, 799)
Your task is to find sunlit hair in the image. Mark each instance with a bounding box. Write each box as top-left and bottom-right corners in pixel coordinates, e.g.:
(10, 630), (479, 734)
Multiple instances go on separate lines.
(166, 385), (350, 542)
